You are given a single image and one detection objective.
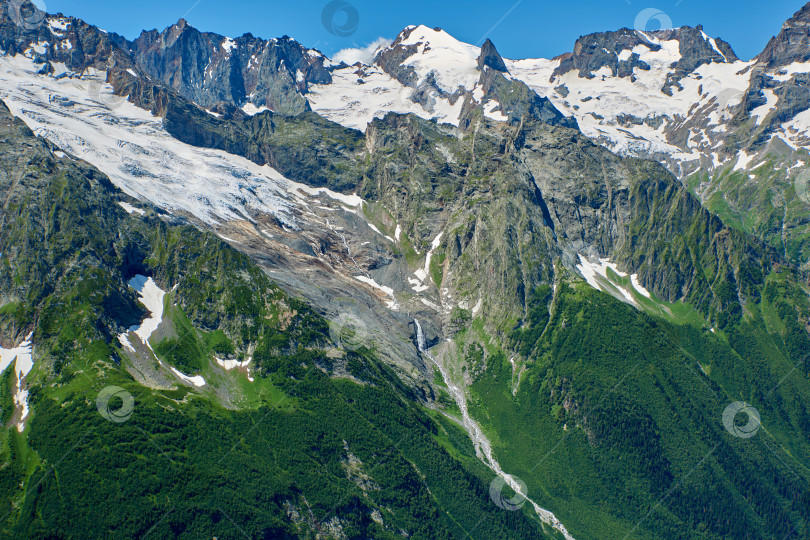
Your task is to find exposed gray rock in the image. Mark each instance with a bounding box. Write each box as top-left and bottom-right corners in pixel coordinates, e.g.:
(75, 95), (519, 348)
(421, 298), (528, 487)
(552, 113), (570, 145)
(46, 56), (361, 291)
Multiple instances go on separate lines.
(552, 28), (654, 80)
(129, 19), (332, 115)
(757, 2), (810, 68)
(550, 25), (738, 95)
(477, 39), (508, 72)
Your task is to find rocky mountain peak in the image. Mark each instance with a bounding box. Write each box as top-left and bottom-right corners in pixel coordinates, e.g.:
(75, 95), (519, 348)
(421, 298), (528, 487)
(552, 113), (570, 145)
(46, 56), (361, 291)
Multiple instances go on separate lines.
(652, 25), (738, 64)
(757, 1), (810, 68)
(552, 25), (738, 83)
(552, 28), (657, 80)
(477, 38), (508, 72)
(374, 24), (481, 94)
(129, 18), (331, 115)
(162, 18), (195, 47)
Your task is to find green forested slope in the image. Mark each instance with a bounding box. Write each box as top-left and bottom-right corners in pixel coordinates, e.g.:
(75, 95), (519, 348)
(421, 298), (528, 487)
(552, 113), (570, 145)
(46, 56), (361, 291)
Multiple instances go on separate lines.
(0, 102), (553, 538)
(459, 278), (810, 538)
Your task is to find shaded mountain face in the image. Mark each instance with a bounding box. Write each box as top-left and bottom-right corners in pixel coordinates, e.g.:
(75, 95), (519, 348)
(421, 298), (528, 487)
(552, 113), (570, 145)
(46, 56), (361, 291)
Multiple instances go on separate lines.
(130, 19), (332, 115)
(0, 1), (810, 539)
(477, 38), (508, 72)
(757, 2), (810, 68)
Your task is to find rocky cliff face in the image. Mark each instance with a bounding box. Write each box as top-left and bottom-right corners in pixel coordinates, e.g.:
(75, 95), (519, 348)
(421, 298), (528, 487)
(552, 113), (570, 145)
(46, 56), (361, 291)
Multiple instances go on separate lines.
(0, 4), (334, 116)
(162, 96), (365, 191)
(552, 26), (737, 87)
(757, 2), (810, 68)
(0, 7), (133, 73)
(353, 112), (770, 334)
(130, 19), (332, 115)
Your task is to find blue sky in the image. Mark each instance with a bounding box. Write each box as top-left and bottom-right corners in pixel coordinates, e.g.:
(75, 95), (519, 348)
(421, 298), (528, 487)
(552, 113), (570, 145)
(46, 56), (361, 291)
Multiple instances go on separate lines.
(45, 0), (805, 60)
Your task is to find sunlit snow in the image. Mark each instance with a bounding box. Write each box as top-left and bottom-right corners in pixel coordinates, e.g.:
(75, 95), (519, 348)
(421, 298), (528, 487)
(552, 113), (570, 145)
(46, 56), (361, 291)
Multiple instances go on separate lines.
(118, 275), (166, 353)
(0, 332), (34, 432)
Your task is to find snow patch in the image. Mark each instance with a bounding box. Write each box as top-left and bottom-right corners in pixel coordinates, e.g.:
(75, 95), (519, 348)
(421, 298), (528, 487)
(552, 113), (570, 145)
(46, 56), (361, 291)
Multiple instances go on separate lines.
(354, 275), (394, 296)
(630, 274), (651, 298)
(47, 18), (69, 34)
(215, 356), (250, 370)
(170, 366), (206, 387)
(0, 332), (33, 378)
(221, 37), (236, 53)
(750, 88), (778, 125)
(241, 103), (271, 115)
(424, 232), (443, 282)
(118, 275), (166, 352)
(408, 276), (429, 293)
(576, 255), (627, 290)
(734, 150), (756, 171)
(0, 332), (34, 432)
(483, 100), (508, 122)
(118, 201), (145, 215)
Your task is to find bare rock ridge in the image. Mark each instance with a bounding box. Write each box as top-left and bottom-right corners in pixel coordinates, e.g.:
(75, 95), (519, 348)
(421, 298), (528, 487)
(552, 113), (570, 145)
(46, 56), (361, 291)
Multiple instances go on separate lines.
(477, 38), (508, 72)
(130, 18), (332, 115)
(757, 1), (810, 67)
(551, 25), (738, 90)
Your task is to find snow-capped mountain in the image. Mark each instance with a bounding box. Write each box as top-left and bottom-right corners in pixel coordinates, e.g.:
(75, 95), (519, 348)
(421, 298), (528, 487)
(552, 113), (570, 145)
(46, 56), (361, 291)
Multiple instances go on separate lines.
(306, 20), (809, 182)
(33, 6), (808, 186)
(2, 1), (810, 539)
(308, 25), (576, 131)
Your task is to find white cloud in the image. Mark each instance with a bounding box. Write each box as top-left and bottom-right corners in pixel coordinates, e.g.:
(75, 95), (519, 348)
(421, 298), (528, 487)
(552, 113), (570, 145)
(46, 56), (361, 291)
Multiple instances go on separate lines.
(332, 37), (392, 66)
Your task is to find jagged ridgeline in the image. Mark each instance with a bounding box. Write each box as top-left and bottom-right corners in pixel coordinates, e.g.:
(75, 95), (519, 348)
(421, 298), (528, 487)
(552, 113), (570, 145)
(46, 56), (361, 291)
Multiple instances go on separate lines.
(1, 1), (810, 538)
(0, 105), (562, 537)
(142, 96), (810, 537)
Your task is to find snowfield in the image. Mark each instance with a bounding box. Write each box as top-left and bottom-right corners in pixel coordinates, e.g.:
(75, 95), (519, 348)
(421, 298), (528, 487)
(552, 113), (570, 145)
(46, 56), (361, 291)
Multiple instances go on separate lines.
(576, 255), (652, 306)
(118, 275), (167, 353)
(0, 54), (364, 229)
(169, 366), (206, 387)
(0, 332), (34, 432)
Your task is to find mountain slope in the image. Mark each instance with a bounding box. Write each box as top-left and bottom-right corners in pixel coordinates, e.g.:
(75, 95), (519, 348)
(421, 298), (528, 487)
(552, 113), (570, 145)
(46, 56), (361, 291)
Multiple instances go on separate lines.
(0, 2), (809, 539)
(0, 100), (559, 538)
